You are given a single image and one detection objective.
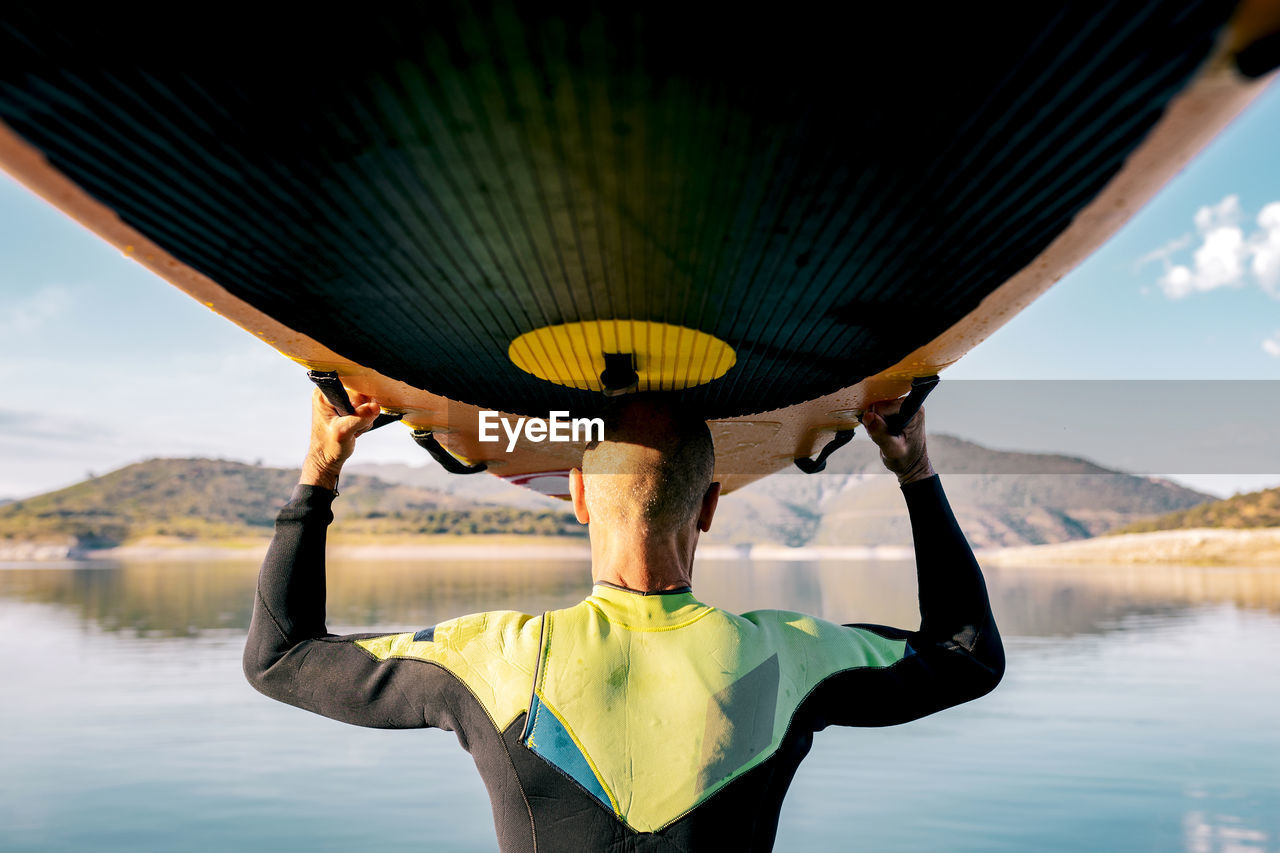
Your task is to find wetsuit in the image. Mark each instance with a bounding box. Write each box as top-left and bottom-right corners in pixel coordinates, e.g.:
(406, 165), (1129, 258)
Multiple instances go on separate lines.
(244, 475), (1003, 852)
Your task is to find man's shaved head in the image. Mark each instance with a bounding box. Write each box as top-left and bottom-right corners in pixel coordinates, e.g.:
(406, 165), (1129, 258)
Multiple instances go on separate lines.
(580, 395), (715, 534)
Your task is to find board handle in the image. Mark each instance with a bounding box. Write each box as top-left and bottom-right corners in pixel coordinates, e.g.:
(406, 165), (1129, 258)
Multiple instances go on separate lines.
(793, 375), (940, 474)
(411, 429), (489, 475)
(881, 375), (940, 436)
(793, 428), (855, 474)
(306, 370), (404, 430)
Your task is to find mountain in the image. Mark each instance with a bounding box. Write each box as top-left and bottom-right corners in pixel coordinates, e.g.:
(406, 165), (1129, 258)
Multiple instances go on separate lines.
(0, 458), (583, 548)
(1110, 486), (1280, 534)
(347, 461), (562, 510)
(350, 435), (1215, 549)
(702, 435), (1214, 548)
(1, 436), (1217, 552)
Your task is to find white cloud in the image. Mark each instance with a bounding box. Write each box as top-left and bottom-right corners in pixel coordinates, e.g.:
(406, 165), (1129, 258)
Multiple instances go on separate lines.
(1148, 195), (1280, 299)
(1192, 194), (1242, 232)
(1251, 202), (1280, 295)
(1137, 233), (1192, 267)
(1263, 331), (1280, 358)
(1187, 194), (1239, 230)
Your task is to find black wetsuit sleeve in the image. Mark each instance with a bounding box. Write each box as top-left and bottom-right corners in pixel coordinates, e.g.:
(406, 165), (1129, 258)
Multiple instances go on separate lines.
(806, 474), (1005, 729)
(242, 485), (469, 731)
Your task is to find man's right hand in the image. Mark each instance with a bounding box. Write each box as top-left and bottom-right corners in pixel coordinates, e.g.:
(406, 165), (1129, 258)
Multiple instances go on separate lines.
(300, 388), (382, 490)
(860, 397), (935, 486)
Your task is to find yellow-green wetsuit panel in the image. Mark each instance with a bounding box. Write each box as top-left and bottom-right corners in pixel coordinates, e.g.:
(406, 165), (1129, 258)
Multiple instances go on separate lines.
(522, 586), (908, 830)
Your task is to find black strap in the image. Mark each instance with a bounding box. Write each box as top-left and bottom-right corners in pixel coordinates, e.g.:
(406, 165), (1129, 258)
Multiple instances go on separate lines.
(793, 375), (941, 474)
(306, 370), (402, 430)
(793, 428), (855, 474)
(1237, 30), (1280, 78)
(881, 375), (940, 436)
(308, 370), (485, 475)
(411, 429), (489, 475)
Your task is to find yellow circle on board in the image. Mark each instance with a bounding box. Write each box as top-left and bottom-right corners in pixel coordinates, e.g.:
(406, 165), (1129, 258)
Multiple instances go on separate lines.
(507, 320), (736, 392)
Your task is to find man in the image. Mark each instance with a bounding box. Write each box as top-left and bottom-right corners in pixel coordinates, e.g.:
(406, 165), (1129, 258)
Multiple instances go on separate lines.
(244, 390), (1004, 851)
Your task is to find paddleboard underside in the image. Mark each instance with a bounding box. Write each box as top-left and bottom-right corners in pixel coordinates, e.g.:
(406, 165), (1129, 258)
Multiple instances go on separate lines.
(1, 1), (1276, 493)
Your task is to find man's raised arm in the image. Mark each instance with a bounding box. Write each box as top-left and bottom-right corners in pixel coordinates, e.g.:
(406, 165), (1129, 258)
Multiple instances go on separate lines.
(242, 389), (464, 730)
(806, 399), (1005, 729)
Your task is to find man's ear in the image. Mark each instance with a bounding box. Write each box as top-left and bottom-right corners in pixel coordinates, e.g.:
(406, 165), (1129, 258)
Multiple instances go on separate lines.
(569, 467), (590, 525)
(697, 482), (721, 533)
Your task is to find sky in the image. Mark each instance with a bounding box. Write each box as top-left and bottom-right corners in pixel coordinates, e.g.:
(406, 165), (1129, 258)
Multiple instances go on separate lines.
(1, 80), (1278, 501)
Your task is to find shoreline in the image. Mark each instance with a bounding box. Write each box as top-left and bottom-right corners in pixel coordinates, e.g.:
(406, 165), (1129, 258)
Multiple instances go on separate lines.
(978, 527), (1280, 567)
(0, 538), (915, 563)
(3, 528), (1279, 566)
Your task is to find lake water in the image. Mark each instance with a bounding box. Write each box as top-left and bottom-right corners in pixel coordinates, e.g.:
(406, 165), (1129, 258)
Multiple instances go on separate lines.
(1, 558), (1277, 852)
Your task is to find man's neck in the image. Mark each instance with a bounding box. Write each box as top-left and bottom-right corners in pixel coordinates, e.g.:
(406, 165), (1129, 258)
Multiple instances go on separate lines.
(588, 523), (697, 592)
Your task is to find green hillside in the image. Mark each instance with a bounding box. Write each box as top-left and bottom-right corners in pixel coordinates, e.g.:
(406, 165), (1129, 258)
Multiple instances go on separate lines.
(0, 458), (583, 548)
(358, 434), (1215, 549)
(1, 438), (1222, 553)
(1111, 486), (1280, 534)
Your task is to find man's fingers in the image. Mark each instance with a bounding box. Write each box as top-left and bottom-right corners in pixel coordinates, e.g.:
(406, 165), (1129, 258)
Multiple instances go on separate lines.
(345, 392), (383, 424)
(860, 403), (899, 442)
(311, 387), (381, 446)
(861, 396), (926, 438)
(353, 398), (382, 421)
(860, 408), (887, 437)
(313, 388), (380, 421)
(865, 398), (903, 419)
(333, 398), (382, 441)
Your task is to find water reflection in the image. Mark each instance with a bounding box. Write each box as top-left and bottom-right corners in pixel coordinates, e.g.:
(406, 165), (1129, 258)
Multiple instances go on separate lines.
(0, 558), (1276, 639)
(1184, 811), (1272, 853)
(2, 557), (1277, 852)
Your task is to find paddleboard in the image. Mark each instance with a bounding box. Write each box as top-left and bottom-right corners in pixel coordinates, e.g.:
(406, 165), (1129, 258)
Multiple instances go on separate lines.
(1, 2), (1277, 496)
